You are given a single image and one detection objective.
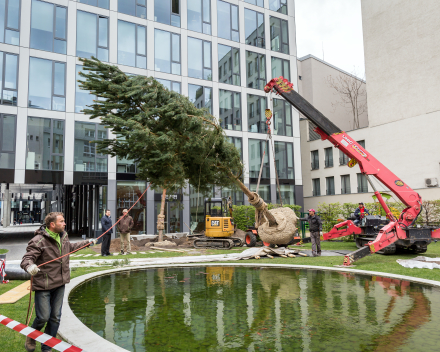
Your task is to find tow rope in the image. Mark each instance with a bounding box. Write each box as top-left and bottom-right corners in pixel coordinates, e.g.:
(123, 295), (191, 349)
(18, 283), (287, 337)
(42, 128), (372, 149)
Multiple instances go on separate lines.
(1, 184), (150, 351)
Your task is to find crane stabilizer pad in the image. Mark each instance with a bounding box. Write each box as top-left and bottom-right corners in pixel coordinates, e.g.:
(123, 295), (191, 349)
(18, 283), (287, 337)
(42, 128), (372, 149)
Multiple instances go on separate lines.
(343, 246), (371, 266)
(274, 86), (342, 136)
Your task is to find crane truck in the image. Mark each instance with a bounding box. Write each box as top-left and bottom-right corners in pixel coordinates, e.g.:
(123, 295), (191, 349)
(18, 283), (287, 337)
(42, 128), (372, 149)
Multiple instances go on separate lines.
(264, 77), (440, 266)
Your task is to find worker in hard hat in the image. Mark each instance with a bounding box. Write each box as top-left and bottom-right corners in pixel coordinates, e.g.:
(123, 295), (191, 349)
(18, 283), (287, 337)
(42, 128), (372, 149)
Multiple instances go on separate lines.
(300, 209), (322, 256)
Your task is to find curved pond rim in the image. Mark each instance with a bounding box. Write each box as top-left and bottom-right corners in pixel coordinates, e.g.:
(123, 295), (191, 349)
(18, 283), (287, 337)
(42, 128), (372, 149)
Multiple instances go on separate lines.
(59, 263), (440, 352)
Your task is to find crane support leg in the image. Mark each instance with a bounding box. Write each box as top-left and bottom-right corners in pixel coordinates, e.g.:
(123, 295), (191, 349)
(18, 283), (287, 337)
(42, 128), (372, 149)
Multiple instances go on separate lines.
(323, 220), (362, 240)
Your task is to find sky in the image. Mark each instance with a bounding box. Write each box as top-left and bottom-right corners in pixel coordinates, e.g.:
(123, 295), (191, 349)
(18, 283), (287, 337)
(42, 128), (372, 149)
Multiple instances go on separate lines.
(295, 0), (365, 79)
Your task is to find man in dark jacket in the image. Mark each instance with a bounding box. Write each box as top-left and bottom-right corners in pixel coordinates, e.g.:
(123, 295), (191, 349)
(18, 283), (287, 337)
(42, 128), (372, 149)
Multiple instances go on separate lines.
(300, 209), (323, 257)
(117, 209), (134, 255)
(100, 209), (113, 256)
(21, 212), (96, 352)
(354, 203), (369, 225)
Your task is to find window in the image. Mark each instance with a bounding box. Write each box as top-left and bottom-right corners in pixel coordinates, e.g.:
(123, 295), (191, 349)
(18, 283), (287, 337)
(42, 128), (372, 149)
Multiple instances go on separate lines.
(155, 0), (180, 27)
(0, 51), (18, 106)
(0, 0), (20, 45)
(154, 30), (181, 75)
(217, 0), (239, 42)
(269, 0), (286, 14)
(324, 147), (333, 167)
(118, 21), (147, 69)
(187, 0), (211, 34)
(250, 184), (270, 203)
(76, 11), (108, 62)
(357, 140), (365, 148)
(0, 114), (16, 169)
(222, 187), (244, 206)
(245, 9), (264, 48)
(244, 0), (263, 8)
(117, 157), (137, 173)
(247, 94), (267, 133)
(157, 79), (181, 93)
(272, 98), (292, 136)
(118, 0), (147, 18)
(75, 65), (95, 113)
(341, 175), (351, 194)
(248, 139), (269, 178)
(28, 57), (65, 111)
(277, 185), (294, 205)
(30, 0), (66, 54)
(26, 117), (64, 171)
(246, 51), (266, 90)
(270, 17), (289, 54)
(74, 122), (108, 172)
(227, 136), (242, 160)
(312, 178), (320, 196)
(219, 90), (241, 131)
(188, 37), (211, 80)
(271, 57), (290, 81)
(188, 84), (212, 114)
(326, 177), (335, 195)
(218, 44), (240, 86)
(311, 150), (319, 170)
(357, 173), (368, 193)
(274, 141), (294, 179)
(79, 0), (109, 9)
(339, 150), (349, 166)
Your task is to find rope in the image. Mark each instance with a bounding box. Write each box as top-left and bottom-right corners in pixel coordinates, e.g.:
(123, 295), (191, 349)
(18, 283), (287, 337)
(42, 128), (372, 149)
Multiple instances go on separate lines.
(25, 184), (150, 327)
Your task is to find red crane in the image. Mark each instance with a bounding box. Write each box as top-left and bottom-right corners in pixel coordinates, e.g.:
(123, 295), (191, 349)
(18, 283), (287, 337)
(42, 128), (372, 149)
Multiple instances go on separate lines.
(264, 77), (440, 265)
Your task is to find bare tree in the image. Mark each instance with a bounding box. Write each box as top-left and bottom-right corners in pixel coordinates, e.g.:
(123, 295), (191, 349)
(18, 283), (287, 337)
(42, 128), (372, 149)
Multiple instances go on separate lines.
(326, 70), (367, 130)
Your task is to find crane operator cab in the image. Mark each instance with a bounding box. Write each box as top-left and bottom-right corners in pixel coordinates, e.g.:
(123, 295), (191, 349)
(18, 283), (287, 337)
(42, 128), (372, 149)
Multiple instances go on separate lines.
(205, 197), (234, 238)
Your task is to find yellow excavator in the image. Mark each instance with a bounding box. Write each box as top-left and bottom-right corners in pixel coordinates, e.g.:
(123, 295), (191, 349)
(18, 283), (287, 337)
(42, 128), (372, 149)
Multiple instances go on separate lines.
(193, 197), (243, 249)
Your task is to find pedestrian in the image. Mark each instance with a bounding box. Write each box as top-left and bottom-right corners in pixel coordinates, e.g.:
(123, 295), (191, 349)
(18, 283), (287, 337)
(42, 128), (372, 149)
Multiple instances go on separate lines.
(117, 209), (134, 255)
(300, 209), (322, 257)
(21, 212), (96, 352)
(100, 209), (113, 257)
(354, 202), (370, 226)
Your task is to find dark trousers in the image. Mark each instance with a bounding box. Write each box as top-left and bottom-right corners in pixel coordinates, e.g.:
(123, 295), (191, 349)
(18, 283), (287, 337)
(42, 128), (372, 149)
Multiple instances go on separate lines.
(31, 285), (65, 352)
(310, 231), (321, 255)
(101, 233), (111, 255)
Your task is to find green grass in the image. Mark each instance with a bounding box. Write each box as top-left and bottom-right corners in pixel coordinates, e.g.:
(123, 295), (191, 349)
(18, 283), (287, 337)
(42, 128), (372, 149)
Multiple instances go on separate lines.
(0, 249), (8, 254)
(1, 241), (440, 351)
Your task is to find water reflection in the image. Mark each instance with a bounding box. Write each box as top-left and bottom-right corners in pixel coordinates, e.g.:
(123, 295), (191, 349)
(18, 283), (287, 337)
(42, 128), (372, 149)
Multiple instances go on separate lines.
(69, 267), (440, 351)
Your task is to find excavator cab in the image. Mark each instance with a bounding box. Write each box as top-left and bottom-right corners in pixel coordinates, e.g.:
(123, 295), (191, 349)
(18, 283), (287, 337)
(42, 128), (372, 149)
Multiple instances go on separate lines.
(204, 198), (234, 238)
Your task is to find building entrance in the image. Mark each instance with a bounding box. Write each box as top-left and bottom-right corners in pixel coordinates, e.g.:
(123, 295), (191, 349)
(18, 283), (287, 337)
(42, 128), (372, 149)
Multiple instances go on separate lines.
(154, 201), (183, 234)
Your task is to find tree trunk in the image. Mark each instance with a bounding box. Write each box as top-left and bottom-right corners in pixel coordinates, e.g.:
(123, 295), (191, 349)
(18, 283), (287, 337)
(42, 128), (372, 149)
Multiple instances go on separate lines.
(157, 188), (167, 242)
(231, 175), (278, 227)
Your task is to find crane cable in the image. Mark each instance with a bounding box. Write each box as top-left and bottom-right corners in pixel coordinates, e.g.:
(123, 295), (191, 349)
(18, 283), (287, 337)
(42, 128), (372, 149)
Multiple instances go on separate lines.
(26, 185), (150, 326)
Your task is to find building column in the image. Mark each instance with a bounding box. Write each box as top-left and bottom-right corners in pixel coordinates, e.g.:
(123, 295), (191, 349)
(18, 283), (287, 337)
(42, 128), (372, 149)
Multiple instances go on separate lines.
(107, 180), (117, 239)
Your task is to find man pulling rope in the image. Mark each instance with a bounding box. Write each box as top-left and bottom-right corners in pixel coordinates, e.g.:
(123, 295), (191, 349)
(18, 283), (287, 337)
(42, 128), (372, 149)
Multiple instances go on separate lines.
(20, 212), (97, 352)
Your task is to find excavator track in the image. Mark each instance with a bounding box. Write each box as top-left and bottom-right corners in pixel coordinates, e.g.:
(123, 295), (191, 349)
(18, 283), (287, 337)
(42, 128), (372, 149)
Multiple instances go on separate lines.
(193, 237), (236, 249)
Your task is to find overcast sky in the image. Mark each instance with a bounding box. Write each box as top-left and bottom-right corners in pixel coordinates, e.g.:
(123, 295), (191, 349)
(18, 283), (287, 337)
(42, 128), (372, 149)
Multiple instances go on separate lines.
(295, 0), (365, 78)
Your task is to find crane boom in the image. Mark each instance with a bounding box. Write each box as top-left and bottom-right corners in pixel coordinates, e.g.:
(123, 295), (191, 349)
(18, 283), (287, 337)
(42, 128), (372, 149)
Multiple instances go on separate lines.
(264, 77), (440, 265)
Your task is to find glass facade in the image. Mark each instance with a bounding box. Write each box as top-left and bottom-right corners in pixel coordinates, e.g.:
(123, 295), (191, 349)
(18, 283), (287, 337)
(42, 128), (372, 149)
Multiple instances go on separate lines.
(246, 51), (266, 90)
(74, 122), (108, 172)
(188, 84), (212, 114)
(0, 114), (15, 169)
(76, 11), (108, 62)
(248, 139), (269, 179)
(247, 94), (267, 133)
(28, 57), (65, 111)
(271, 56), (290, 81)
(219, 90), (241, 131)
(228, 136), (242, 159)
(155, 0), (180, 27)
(0, 0), (20, 45)
(270, 16), (289, 54)
(277, 184), (294, 205)
(218, 44), (240, 86)
(217, 0), (239, 42)
(188, 37), (211, 80)
(118, 0), (147, 19)
(272, 98), (292, 136)
(187, 0), (211, 34)
(154, 29), (181, 75)
(250, 184), (270, 203)
(0, 51), (18, 106)
(157, 79), (181, 93)
(116, 181), (146, 235)
(26, 117), (64, 171)
(30, 0), (66, 54)
(79, 0), (109, 9)
(274, 141), (293, 179)
(244, 9), (264, 48)
(118, 21), (147, 69)
(269, 0), (287, 14)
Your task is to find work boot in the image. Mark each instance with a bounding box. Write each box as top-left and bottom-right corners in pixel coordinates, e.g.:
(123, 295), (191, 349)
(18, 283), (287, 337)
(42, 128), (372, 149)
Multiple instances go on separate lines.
(25, 336), (36, 352)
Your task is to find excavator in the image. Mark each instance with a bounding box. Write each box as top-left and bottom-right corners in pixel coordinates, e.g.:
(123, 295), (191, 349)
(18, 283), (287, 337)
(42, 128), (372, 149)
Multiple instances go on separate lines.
(264, 77), (440, 265)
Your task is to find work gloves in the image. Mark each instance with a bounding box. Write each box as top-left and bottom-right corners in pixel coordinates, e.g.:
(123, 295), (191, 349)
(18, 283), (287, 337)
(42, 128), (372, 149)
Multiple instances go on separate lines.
(27, 264), (40, 276)
(88, 239), (98, 246)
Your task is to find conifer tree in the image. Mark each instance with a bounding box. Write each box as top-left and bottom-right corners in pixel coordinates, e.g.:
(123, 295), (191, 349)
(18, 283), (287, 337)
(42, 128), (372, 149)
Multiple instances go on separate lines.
(77, 57), (243, 240)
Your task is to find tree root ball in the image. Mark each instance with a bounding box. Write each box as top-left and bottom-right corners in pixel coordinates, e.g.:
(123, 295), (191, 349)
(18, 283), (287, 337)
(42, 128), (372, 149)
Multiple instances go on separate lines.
(258, 207), (298, 244)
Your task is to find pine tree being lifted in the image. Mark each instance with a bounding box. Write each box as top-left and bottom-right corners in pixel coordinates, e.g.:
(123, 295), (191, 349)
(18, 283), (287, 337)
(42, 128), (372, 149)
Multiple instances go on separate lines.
(78, 58), (297, 245)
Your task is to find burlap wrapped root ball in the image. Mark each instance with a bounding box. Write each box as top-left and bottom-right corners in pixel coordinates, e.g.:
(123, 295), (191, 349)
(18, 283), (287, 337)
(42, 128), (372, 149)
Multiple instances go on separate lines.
(258, 207), (298, 245)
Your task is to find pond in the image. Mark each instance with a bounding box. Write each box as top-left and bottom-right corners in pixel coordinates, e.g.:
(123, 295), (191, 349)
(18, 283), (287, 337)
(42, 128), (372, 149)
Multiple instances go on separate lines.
(69, 266), (440, 352)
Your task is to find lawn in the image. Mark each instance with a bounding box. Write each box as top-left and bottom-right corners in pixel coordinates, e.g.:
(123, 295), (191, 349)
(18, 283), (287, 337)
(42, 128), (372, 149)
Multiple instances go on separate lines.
(0, 249), (8, 255)
(1, 240), (440, 351)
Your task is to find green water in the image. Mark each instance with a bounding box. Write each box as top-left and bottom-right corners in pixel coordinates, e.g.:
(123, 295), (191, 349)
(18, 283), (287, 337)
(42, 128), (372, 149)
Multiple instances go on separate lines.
(69, 267), (440, 351)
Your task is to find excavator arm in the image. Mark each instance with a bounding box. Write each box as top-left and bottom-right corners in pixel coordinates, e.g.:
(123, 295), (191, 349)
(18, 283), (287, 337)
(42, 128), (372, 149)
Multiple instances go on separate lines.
(264, 77), (434, 265)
